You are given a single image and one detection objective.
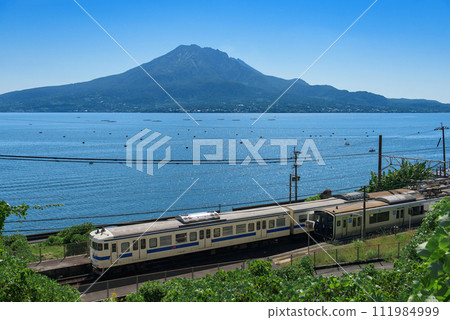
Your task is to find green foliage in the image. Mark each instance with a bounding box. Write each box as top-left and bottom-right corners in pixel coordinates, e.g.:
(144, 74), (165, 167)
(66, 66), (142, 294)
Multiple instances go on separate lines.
(409, 211), (450, 301)
(305, 194), (321, 202)
(0, 252), (79, 301)
(43, 222), (95, 246)
(365, 160), (433, 193)
(0, 234), (34, 262)
(0, 200), (62, 234)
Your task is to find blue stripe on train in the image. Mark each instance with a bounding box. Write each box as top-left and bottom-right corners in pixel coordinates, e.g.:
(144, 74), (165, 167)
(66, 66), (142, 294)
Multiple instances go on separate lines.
(93, 255), (110, 260)
(147, 241), (199, 254)
(212, 232), (256, 243)
(267, 226), (290, 233)
(293, 224), (306, 229)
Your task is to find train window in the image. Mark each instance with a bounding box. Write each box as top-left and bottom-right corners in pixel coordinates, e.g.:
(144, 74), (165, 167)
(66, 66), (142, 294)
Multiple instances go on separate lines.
(176, 233), (187, 243)
(370, 211), (390, 224)
(112, 244), (117, 253)
(248, 223), (255, 232)
(400, 210), (404, 218)
(298, 215), (307, 223)
(378, 211), (390, 222)
(133, 241), (138, 251)
(199, 230), (205, 240)
(395, 210), (399, 219)
(343, 220), (347, 228)
(213, 228), (221, 238)
(411, 206), (424, 216)
(256, 221), (261, 230)
(149, 238), (157, 248)
(269, 220), (275, 229)
(141, 239), (146, 250)
(337, 220), (341, 227)
(276, 218), (285, 227)
(160, 235), (172, 246)
(262, 220), (267, 229)
(121, 242), (130, 253)
(97, 243), (103, 252)
(236, 224), (246, 234)
(190, 232), (197, 241)
(206, 229), (211, 239)
(223, 226), (233, 236)
(357, 217), (361, 227)
(104, 243), (109, 250)
(352, 217), (356, 227)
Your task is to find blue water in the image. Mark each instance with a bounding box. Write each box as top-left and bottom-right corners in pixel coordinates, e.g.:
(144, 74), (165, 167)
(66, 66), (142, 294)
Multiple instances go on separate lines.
(1, 113), (448, 234)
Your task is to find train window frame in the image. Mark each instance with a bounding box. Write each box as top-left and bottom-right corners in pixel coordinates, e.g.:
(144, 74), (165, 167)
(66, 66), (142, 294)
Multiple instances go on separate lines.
(262, 220), (267, 229)
(133, 241), (139, 251)
(199, 230), (205, 240)
(213, 228), (221, 238)
(104, 243), (109, 250)
(141, 239), (146, 250)
(223, 226), (233, 236)
(176, 233), (187, 244)
(206, 229), (211, 239)
(160, 235), (172, 246)
(411, 206), (424, 216)
(256, 221), (261, 230)
(121, 242), (130, 253)
(112, 243), (117, 253)
(149, 238), (157, 248)
(276, 218), (286, 227)
(269, 220), (275, 229)
(189, 232), (197, 242)
(248, 223), (255, 232)
(236, 224), (246, 234)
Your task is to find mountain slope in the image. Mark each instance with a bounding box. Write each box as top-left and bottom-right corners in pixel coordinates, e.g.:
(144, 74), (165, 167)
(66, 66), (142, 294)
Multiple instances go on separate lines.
(0, 44), (448, 112)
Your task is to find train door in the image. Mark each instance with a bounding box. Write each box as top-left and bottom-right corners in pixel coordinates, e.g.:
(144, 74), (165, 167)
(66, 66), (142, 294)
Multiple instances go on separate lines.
(342, 218), (348, 237)
(261, 220), (267, 238)
(110, 243), (118, 263)
(396, 208), (405, 226)
(205, 229), (212, 248)
(132, 240), (140, 261)
(139, 238), (147, 261)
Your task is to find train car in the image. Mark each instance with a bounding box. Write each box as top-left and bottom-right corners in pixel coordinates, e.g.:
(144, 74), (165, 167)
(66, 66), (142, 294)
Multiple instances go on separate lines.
(89, 197), (348, 271)
(312, 189), (439, 240)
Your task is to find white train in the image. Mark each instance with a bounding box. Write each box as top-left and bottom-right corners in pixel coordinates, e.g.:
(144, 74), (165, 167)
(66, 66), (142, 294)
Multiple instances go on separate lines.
(89, 187), (447, 271)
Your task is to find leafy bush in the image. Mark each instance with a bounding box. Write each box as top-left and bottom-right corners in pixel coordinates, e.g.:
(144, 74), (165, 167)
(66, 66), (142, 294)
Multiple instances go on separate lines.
(0, 252), (79, 301)
(43, 223), (95, 246)
(0, 234), (34, 262)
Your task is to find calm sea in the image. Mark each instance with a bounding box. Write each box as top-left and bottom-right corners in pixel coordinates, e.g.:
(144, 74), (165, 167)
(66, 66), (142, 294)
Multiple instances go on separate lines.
(1, 113), (448, 234)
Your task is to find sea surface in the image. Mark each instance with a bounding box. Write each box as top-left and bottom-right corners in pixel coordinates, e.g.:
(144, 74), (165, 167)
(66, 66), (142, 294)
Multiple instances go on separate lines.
(1, 112), (449, 234)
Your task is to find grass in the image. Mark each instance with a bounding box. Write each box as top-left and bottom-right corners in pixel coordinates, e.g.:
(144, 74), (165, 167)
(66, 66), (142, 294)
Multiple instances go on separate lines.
(291, 230), (416, 267)
(28, 242), (88, 262)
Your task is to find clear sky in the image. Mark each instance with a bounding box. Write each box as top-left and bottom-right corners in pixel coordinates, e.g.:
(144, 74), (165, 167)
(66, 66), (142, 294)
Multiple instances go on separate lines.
(1, 0), (449, 103)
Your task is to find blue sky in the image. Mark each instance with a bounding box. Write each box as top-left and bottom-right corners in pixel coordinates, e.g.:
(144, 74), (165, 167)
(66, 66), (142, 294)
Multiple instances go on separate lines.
(1, 0), (449, 103)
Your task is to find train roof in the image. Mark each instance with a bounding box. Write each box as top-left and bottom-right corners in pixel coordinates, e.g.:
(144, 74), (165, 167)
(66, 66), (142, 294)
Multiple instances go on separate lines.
(317, 200), (387, 216)
(367, 188), (414, 198)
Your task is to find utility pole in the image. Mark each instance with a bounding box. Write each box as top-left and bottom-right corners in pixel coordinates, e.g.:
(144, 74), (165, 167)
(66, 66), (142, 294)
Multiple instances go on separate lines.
(434, 123), (449, 177)
(378, 135), (383, 191)
(362, 185), (367, 241)
(289, 174), (292, 203)
(292, 148), (301, 201)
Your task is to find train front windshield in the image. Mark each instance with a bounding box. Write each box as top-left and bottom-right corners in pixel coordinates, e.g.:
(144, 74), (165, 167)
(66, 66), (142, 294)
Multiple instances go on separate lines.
(313, 211), (334, 239)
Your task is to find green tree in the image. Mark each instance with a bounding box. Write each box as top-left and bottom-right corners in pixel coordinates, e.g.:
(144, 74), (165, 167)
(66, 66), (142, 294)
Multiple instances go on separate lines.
(0, 201), (61, 234)
(366, 160), (433, 192)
